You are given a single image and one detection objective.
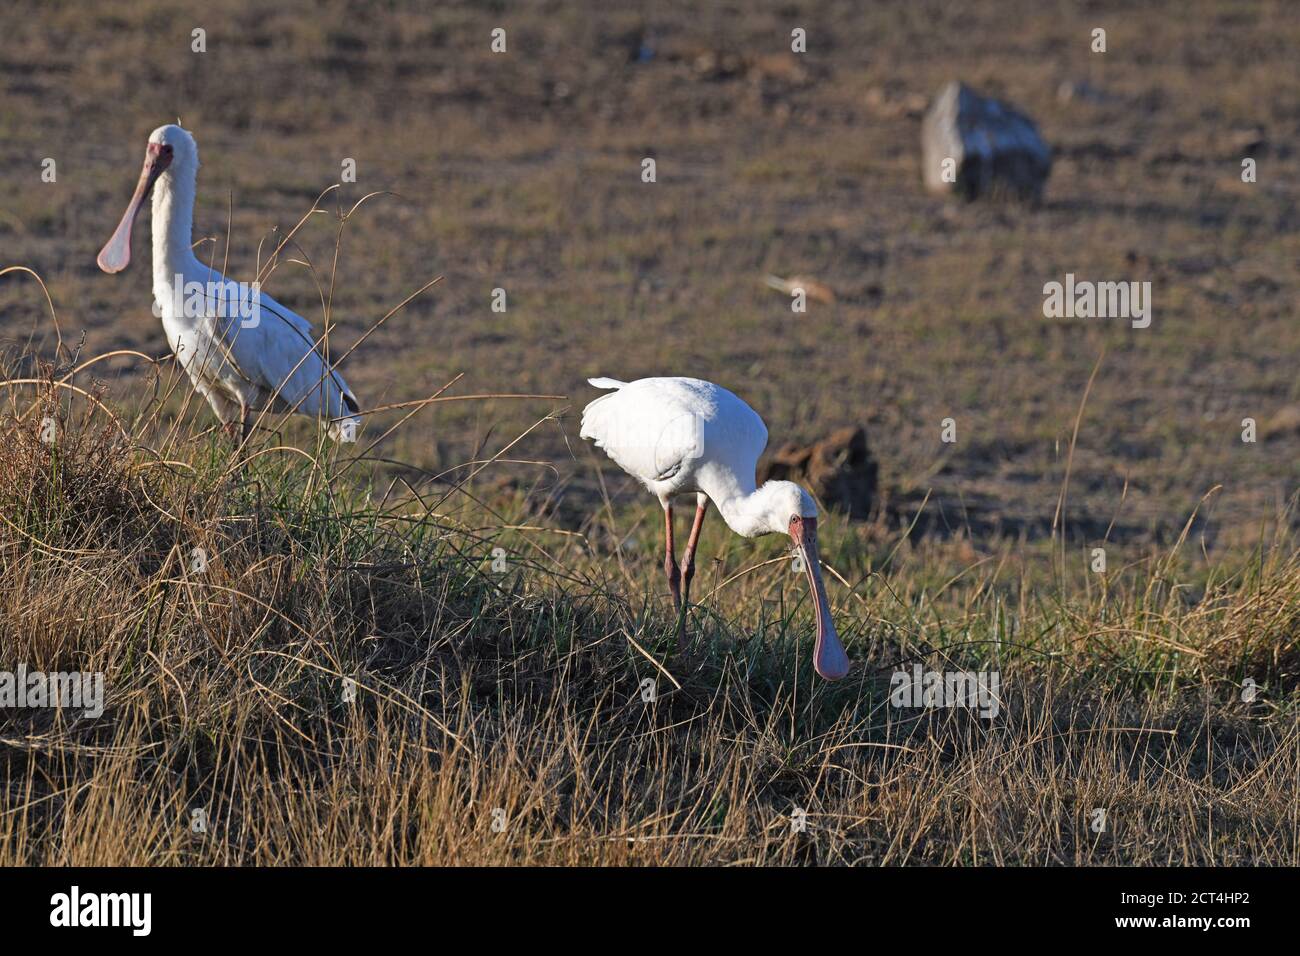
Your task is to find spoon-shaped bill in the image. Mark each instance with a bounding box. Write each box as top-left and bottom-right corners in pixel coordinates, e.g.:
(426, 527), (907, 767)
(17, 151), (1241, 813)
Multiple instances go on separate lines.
(97, 143), (172, 274)
(790, 516), (850, 680)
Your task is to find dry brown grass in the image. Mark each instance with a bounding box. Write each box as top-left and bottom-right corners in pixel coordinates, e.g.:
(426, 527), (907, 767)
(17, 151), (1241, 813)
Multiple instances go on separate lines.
(0, 350), (1295, 866)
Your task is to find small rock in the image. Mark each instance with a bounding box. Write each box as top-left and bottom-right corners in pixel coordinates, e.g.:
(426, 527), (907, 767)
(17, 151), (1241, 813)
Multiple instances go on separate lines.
(747, 54), (809, 87)
(1056, 79), (1114, 104)
(758, 426), (878, 520)
(1227, 126), (1267, 155)
(763, 274), (836, 304)
(1262, 405), (1300, 440)
(691, 49), (745, 81)
(866, 85), (929, 119)
(921, 81), (1051, 201)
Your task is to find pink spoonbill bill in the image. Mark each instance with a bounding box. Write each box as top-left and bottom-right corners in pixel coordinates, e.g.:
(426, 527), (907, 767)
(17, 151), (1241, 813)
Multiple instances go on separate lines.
(97, 124), (361, 442)
(580, 376), (851, 680)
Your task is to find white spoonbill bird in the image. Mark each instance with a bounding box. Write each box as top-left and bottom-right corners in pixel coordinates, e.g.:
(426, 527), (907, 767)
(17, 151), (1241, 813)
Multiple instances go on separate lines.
(97, 124), (361, 442)
(581, 376), (851, 680)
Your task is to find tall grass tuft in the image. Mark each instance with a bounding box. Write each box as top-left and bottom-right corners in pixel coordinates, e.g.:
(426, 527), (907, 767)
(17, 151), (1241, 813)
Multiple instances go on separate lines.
(0, 345), (1295, 865)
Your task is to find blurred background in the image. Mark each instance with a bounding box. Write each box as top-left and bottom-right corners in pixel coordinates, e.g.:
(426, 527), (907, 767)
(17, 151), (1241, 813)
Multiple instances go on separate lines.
(1, 0), (1296, 555)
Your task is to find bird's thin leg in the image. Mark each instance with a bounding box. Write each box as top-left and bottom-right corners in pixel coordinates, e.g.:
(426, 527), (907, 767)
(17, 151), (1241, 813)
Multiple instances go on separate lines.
(664, 503), (681, 613)
(677, 497), (709, 643)
(227, 404), (251, 479)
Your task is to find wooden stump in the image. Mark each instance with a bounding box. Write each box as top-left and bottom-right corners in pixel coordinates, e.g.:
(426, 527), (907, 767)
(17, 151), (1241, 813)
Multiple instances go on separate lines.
(757, 425), (878, 521)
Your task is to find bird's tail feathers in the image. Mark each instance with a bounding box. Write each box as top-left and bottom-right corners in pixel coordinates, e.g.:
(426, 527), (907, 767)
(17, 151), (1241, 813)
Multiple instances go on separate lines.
(587, 377), (627, 390)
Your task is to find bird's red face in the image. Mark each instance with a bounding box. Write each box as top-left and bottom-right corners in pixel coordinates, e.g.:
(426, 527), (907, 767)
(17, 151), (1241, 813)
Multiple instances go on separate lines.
(788, 514), (850, 680)
(97, 140), (174, 274)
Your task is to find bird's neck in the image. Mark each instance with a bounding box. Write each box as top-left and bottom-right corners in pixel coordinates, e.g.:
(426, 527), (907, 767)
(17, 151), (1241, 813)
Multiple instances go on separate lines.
(151, 167), (199, 303)
(699, 468), (775, 538)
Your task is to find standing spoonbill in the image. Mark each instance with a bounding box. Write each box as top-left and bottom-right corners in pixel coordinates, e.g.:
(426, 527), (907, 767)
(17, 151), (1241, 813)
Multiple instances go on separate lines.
(580, 376), (851, 680)
(97, 124), (361, 442)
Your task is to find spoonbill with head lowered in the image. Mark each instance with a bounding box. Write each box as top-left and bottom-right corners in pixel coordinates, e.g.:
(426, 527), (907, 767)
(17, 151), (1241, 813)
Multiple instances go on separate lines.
(97, 124), (361, 442)
(580, 376), (851, 680)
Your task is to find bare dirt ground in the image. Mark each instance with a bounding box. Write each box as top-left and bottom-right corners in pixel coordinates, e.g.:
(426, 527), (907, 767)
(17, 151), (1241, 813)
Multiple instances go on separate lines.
(2, 0), (1297, 549)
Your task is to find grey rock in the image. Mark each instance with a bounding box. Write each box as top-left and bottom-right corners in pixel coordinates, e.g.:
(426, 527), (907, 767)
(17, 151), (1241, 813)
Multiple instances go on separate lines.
(922, 81), (1051, 201)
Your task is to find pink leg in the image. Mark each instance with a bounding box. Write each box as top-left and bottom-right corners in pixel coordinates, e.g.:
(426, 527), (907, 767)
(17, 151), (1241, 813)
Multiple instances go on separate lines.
(678, 498), (709, 642)
(664, 504), (681, 611)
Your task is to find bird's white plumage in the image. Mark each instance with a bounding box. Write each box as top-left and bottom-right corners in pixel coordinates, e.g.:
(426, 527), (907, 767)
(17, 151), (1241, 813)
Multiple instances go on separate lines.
(581, 376), (766, 500)
(581, 376), (816, 539)
(113, 124), (360, 438)
(581, 375), (848, 679)
(163, 276), (360, 432)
